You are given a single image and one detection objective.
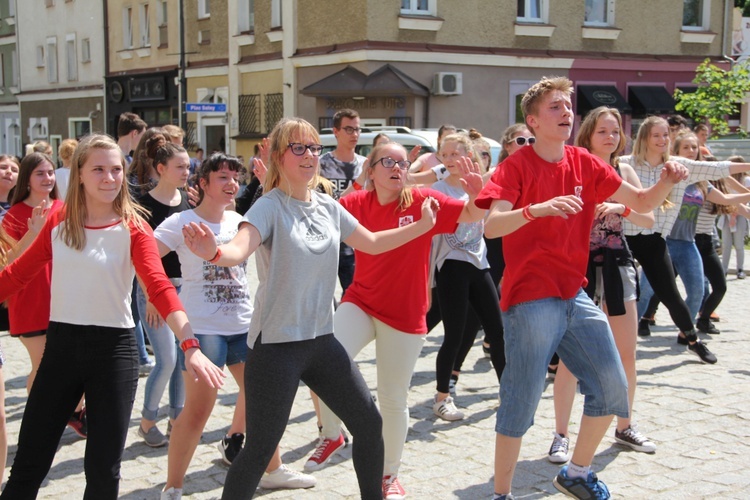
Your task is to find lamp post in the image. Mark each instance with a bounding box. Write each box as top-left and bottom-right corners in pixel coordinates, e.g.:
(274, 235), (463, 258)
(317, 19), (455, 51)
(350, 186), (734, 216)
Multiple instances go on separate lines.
(178, 0), (187, 131)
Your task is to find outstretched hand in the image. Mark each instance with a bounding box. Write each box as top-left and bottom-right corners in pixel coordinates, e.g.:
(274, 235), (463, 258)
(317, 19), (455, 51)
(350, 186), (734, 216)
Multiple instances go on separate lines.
(253, 157), (268, 185)
(185, 349), (226, 388)
(420, 196), (440, 228)
(456, 156), (483, 197)
(661, 161), (689, 184)
(408, 145), (422, 164)
(259, 137), (271, 165)
(27, 199), (50, 235)
(530, 195), (583, 219)
(182, 221), (219, 261)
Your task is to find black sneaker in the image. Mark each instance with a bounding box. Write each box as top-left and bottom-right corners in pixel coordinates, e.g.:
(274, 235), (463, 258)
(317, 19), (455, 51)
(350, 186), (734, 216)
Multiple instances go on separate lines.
(553, 465), (611, 499)
(217, 433), (244, 465)
(696, 318), (720, 334)
(676, 334), (689, 346)
(637, 319), (651, 337)
(688, 341), (718, 364)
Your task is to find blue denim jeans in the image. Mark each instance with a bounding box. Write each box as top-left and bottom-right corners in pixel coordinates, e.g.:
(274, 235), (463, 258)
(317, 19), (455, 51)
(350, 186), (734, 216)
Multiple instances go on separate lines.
(496, 289), (628, 438)
(638, 238), (704, 321)
(136, 283), (184, 421)
(131, 280), (150, 365)
(177, 332), (248, 370)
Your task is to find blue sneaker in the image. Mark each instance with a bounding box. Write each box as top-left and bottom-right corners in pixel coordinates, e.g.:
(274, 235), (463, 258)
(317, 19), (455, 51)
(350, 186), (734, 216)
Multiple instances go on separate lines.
(553, 465), (610, 499)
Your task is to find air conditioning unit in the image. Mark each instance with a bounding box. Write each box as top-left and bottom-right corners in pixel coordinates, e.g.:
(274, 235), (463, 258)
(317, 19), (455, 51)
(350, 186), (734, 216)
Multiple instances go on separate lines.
(432, 72), (463, 96)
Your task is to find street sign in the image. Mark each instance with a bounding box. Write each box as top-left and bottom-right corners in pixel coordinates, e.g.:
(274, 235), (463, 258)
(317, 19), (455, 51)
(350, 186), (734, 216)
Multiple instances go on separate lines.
(185, 103), (227, 113)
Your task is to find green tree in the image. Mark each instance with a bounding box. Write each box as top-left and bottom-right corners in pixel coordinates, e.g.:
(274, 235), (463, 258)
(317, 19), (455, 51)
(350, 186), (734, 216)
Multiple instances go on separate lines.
(736, 0), (750, 17)
(674, 58), (750, 137)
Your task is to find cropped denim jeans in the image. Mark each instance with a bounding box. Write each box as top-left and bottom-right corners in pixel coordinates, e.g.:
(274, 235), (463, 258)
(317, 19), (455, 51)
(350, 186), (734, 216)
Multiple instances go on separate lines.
(496, 289), (628, 438)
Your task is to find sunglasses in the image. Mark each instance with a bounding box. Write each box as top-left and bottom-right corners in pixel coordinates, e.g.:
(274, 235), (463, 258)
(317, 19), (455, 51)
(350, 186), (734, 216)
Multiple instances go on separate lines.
(512, 136), (536, 146)
(339, 126), (362, 135)
(287, 143), (324, 156)
(373, 157), (411, 170)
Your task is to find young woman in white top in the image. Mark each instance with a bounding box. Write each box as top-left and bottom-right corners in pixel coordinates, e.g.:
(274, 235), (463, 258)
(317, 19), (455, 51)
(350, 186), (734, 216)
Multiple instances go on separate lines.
(0, 134), (224, 499)
(183, 118), (441, 500)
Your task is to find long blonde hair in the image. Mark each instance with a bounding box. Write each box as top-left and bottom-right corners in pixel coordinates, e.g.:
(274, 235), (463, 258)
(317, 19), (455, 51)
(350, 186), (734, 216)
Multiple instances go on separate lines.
(61, 134), (148, 250)
(263, 118), (322, 195)
(366, 142), (414, 212)
(632, 116), (670, 166)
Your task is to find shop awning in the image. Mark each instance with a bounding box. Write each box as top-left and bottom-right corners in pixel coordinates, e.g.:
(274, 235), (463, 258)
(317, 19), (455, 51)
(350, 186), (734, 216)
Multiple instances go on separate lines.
(301, 64), (428, 97)
(576, 85), (631, 116)
(628, 86), (675, 116)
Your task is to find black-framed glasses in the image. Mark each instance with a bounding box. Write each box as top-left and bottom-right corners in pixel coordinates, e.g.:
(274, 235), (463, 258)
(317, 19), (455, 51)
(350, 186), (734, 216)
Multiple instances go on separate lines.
(373, 157), (411, 170)
(340, 126), (362, 135)
(513, 136), (536, 146)
(287, 143), (324, 156)
(480, 152), (491, 159)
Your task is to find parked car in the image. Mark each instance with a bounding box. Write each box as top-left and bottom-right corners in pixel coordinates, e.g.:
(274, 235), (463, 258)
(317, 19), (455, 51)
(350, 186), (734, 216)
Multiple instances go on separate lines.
(319, 126), (502, 166)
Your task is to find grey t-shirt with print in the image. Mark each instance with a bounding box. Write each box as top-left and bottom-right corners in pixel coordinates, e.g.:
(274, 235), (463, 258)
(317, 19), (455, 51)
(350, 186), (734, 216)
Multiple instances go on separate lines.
(243, 188), (359, 347)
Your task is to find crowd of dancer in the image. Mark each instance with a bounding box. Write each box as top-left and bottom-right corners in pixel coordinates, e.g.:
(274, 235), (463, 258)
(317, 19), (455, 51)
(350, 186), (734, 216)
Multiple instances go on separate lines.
(0, 76), (747, 500)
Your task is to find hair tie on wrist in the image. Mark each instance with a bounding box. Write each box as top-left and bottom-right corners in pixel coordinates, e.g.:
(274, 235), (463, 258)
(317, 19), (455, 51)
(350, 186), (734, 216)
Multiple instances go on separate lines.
(522, 204), (537, 221)
(622, 206), (632, 218)
(209, 247), (222, 264)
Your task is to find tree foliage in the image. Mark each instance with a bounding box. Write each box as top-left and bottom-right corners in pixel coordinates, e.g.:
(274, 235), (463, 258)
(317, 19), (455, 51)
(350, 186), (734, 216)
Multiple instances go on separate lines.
(737, 0), (750, 17)
(674, 59), (750, 137)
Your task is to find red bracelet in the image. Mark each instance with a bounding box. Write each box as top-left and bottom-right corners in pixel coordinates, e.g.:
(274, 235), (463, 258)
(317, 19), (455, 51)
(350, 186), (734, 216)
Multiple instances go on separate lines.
(180, 338), (201, 353)
(522, 204), (537, 221)
(621, 206), (632, 218)
(352, 180), (363, 191)
(209, 247), (222, 264)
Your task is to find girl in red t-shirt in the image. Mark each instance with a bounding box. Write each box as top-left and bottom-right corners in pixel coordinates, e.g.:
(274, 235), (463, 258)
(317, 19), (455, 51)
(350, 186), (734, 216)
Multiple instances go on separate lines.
(1, 153), (62, 395)
(310, 142), (485, 499)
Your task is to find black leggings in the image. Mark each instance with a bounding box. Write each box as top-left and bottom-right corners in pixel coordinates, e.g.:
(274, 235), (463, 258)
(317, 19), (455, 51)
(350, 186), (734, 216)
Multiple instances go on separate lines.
(695, 233), (727, 319)
(434, 260), (505, 393)
(222, 333), (384, 500)
(1, 322), (138, 500)
(626, 234), (695, 332)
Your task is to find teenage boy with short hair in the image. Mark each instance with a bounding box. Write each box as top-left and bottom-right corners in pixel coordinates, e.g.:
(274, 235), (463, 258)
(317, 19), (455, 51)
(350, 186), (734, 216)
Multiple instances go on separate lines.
(116, 112), (147, 166)
(476, 77), (689, 500)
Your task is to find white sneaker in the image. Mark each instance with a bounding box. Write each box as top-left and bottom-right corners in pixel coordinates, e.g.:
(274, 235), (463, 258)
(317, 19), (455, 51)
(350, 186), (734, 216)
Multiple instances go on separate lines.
(260, 464), (317, 489)
(433, 395), (464, 421)
(160, 487), (182, 500)
(548, 432), (571, 463)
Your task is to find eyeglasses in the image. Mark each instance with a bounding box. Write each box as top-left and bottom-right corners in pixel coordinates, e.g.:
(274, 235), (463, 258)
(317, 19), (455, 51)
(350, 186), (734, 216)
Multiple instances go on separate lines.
(480, 152), (491, 159)
(373, 157), (411, 170)
(512, 136), (536, 146)
(339, 126), (362, 135)
(287, 143), (324, 156)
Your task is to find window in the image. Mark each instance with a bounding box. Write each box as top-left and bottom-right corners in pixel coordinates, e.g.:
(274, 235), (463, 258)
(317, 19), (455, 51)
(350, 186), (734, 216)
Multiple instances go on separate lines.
(68, 118), (92, 140)
(198, 0), (210, 19)
(36, 46), (44, 68)
(238, 0), (255, 33)
(508, 81), (536, 125)
(46, 37), (57, 83)
(271, 0), (281, 28)
(0, 54), (5, 88)
(81, 38), (91, 63)
(400, 0), (436, 16)
(158, 1), (168, 46)
(123, 7), (133, 48)
(66, 34), (77, 81)
(9, 0), (15, 17)
(584, 0), (614, 26)
(139, 3), (150, 47)
(517, 0), (547, 23)
(683, 0), (709, 30)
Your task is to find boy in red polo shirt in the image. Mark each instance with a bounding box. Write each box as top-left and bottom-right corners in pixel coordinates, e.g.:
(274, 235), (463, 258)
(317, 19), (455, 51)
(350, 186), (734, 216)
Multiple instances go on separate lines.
(476, 77), (688, 500)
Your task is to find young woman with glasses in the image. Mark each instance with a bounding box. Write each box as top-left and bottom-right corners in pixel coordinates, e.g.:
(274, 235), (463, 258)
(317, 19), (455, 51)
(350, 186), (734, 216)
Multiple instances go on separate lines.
(183, 118), (443, 500)
(308, 140), (485, 499)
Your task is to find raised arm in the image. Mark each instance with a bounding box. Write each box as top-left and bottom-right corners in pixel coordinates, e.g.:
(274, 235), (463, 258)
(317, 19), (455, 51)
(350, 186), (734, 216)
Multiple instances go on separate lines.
(5, 200), (50, 264)
(706, 187), (750, 206)
(610, 160), (689, 213)
(455, 156), (486, 223)
(344, 196), (439, 254)
(607, 163), (655, 229)
(181, 221), (260, 267)
(484, 196), (583, 238)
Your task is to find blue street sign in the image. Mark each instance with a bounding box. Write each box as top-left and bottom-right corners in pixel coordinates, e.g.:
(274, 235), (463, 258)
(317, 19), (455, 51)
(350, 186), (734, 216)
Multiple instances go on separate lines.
(185, 103), (227, 113)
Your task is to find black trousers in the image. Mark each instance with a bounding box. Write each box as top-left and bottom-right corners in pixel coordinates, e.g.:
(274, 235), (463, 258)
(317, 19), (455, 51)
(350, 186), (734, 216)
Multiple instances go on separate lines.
(1, 322), (138, 500)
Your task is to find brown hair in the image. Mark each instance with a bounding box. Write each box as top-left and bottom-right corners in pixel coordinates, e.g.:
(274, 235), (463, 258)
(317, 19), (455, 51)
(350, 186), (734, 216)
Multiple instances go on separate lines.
(366, 142), (414, 212)
(521, 76), (573, 118)
(333, 109), (359, 129)
(61, 134), (148, 250)
(117, 112), (147, 137)
(498, 124), (531, 163)
(11, 153), (59, 206)
(671, 131), (703, 161)
(162, 124), (185, 142)
(195, 153), (243, 204)
(575, 107), (626, 167)
(129, 127), (168, 194)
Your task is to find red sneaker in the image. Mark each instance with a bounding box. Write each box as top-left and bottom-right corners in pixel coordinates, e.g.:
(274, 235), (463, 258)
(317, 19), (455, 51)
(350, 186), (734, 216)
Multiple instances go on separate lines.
(303, 433), (346, 471)
(382, 475), (406, 500)
(67, 408), (87, 439)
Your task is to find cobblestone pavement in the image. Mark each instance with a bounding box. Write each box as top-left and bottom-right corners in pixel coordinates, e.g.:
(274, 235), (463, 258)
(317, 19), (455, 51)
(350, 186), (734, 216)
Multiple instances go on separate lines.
(1, 255), (749, 499)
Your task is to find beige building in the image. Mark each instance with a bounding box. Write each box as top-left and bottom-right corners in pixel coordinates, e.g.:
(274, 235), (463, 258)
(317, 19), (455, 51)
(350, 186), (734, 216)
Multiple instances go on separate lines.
(104, 1), (737, 155)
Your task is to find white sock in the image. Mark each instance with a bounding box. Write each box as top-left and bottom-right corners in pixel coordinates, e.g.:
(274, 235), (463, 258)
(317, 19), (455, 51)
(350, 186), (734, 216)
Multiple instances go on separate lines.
(567, 462), (591, 479)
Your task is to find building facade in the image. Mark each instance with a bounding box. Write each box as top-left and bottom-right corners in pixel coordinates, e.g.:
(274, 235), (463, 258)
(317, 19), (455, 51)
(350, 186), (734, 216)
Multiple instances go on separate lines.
(16, 0), (105, 162)
(0, 0), (20, 157)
